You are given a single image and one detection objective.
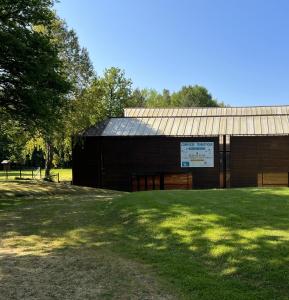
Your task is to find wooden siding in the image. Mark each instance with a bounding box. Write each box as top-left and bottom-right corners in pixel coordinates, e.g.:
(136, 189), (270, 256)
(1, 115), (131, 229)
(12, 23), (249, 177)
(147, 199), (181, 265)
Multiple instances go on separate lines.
(73, 136), (220, 191)
(230, 136), (289, 187)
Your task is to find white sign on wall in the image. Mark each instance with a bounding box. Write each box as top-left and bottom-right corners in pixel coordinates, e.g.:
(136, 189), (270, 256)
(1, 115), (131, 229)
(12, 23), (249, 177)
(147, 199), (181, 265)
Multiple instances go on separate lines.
(180, 142), (214, 168)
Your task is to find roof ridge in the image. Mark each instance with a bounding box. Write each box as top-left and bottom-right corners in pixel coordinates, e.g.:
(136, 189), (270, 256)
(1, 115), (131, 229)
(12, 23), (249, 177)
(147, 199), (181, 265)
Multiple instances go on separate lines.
(125, 104), (289, 110)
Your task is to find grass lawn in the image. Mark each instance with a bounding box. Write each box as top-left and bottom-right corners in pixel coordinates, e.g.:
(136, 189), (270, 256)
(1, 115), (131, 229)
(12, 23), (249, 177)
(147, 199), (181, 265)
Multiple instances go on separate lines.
(0, 168), (72, 182)
(1, 182), (289, 299)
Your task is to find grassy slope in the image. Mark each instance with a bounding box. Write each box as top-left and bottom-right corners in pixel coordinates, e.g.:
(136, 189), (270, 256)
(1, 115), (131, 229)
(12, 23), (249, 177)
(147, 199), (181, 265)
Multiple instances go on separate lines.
(1, 182), (289, 299)
(0, 182), (175, 300)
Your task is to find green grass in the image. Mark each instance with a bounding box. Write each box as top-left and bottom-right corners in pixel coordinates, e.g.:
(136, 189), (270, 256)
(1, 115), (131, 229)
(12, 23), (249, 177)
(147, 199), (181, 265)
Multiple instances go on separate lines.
(0, 168), (72, 181)
(1, 182), (289, 299)
(51, 168), (72, 181)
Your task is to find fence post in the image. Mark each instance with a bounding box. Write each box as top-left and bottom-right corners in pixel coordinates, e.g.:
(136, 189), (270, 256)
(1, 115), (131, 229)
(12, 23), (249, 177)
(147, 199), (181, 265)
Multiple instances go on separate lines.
(58, 173), (60, 183)
(6, 169), (8, 180)
(32, 169), (33, 179)
(40, 168), (42, 179)
(20, 169), (22, 179)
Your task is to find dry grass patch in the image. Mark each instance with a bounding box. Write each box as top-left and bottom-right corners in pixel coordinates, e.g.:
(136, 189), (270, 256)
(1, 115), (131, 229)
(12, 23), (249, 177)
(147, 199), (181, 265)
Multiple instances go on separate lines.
(0, 249), (175, 300)
(0, 182), (177, 300)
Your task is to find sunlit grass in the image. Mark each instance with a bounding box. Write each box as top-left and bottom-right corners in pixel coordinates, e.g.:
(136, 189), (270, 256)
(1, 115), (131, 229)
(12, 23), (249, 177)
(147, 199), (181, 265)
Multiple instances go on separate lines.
(1, 183), (289, 299)
(0, 168), (72, 181)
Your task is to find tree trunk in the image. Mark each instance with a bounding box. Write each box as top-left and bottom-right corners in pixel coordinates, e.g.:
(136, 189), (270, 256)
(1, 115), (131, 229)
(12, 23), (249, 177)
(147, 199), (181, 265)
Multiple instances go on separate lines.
(45, 141), (53, 178)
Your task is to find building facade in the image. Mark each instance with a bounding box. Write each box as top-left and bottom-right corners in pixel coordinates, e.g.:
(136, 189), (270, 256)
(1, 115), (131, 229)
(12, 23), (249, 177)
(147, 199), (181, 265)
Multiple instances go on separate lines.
(73, 106), (289, 191)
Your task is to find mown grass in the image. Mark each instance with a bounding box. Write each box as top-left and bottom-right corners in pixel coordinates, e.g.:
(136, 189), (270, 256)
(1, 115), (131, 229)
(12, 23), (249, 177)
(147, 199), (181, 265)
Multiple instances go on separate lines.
(1, 182), (289, 299)
(0, 168), (72, 181)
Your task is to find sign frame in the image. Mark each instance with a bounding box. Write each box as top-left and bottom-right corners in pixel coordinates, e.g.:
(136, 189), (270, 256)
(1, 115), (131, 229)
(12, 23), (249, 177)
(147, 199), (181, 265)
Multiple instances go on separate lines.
(180, 142), (214, 168)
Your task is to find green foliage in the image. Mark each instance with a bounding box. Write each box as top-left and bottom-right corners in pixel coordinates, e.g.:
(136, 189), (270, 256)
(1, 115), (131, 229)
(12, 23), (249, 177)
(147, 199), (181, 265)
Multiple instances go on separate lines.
(99, 67), (133, 117)
(68, 67), (133, 133)
(21, 14), (96, 170)
(49, 16), (95, 95)
(130, 85), (223, 108)
(171, 85), (219, 107)
(126, 88), (146, 107)
(0, 0), (71, 131)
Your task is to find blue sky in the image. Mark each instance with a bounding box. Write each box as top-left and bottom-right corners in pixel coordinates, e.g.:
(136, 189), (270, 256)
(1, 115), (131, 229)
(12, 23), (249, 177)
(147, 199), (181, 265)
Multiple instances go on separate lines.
(55, 0), (289, 106)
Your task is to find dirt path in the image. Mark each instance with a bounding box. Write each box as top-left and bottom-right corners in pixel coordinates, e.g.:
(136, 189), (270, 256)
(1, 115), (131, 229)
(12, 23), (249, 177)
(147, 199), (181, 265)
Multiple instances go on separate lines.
(0, 247), (177, 300)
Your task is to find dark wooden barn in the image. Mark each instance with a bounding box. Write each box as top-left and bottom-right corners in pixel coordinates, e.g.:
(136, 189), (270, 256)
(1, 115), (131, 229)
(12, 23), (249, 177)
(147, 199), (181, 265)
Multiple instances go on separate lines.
(72, 106), (289, 191)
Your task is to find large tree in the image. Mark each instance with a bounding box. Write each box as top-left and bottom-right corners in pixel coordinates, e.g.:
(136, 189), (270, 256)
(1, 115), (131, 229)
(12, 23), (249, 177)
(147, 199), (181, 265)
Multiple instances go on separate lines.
(28, 16), (95, 176)
(0, 0), (70, 129)
(39, 16), (95, 176)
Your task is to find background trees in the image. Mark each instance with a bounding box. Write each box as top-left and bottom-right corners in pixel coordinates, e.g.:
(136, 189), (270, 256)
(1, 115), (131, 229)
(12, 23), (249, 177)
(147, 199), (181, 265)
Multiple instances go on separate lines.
(0, 0), (224, 171)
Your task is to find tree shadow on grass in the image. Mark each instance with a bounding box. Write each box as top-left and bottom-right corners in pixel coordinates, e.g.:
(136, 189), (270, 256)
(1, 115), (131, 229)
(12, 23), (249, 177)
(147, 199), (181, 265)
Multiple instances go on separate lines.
(1, 187), (289, 299)
(102, 188), (289, 300)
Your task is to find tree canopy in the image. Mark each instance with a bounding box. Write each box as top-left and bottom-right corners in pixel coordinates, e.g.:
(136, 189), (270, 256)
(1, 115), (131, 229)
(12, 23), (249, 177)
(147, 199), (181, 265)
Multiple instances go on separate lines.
(0, 0), (70, 130)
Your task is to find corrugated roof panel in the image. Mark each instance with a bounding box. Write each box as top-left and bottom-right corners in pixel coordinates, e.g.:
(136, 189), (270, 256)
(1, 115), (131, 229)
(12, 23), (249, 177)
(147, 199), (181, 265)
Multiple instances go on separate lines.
(260, 116), (269, 135)
(267, 116), (276, 135)
(164, 109), (171, 117)
(230, 107), (236, 116)
(240, 117), (247, 135)
(135, 109), (143, 117)
(254, 107), (260, 115)
(274, 116), (284, 134)
(246, 116), (255, 135)
(189, 117), (200, 135)
(124, 106), (289, 117)
(124, 108), (131, 117)
(271, 106), (278, 115)
(135, 118), (147, 135)
(211, 117), (221, 135)
(279, 106), (286, 115)
(151, 117), (162, 134)
(240, 107), (246, 116)
(205, 117), (214, 135)
(170, 117), (181, 135)
(197, 118), (207, 135)
(162, 118), (174, 135)
(253, 116), (262, 135)
(144, 108), (151, 117)
(100, 114), (289, 136)
(141, 117), (153, 135)
(174, 109), (182, 116)
(226, 117), (234, 134)
(157, 118), (168, 135)
(129, 118), (143, 135)
(206, 108), (212, 116)
(177, 118), (187, 135)
(276, 106), (282, 115)
(184, 118), (194, 135)
(280, 116), (289, 134)
(232, 116), (241, 135)
(171, 109), (178, 117)
(102, 118), (125, 136)
(203, 108), (210, 116)
(108, 119), (123, 136)
(122, 118), (134, 135)
(156, 108), (163, 117)
(218, 117), (226, 135)
(183, 108), (188, 117)
(101, 119), (115, 136)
